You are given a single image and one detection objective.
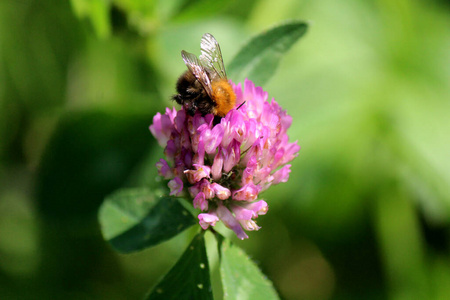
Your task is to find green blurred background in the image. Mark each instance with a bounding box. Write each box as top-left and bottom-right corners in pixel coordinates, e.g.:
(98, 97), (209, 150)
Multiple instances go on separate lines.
(1, 0), (449, 299)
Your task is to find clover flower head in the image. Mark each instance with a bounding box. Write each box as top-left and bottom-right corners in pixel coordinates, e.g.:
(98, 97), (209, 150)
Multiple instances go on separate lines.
(149, 79), (300, 239)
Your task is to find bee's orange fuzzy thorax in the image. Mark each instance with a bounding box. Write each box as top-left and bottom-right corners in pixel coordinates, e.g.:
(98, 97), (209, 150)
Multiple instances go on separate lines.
(211, 79), (236, 117)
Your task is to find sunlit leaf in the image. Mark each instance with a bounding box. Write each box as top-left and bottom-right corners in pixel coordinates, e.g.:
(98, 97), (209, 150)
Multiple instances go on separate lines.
(220, 238), (279, 300)
(70, 0), (111, 38)
(171, 0), (232, 23)
(99, 189), (196, 253)
(146, 233), (213, 300)
(228, 20), (308, 86)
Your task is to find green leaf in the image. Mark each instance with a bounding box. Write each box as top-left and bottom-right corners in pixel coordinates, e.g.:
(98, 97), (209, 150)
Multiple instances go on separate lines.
(171, 0), (233, 23)
(70, 0), (111, 38)
(99, 189), (197, 253)
(228, 20), (308, 86)
(220, 239), (280, 300)
(146, 233), (213, 300)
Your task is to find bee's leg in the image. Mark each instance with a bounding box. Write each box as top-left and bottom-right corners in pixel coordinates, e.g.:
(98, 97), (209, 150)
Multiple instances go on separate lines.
(187, 102), (197, 116)
(236, 101), (246, 110)
(213, 115), (222, 125)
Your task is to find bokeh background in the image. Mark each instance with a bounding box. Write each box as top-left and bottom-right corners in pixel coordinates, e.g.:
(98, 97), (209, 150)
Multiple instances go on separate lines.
(1, 0), (449, 299)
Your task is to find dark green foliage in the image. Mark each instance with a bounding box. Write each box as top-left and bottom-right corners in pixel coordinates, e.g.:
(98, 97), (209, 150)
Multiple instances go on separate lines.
(146, 233), (213, 300)
(99, 190), (197, 253)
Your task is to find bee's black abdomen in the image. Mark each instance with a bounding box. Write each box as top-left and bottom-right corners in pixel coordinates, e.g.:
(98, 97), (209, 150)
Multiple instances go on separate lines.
(196, 95), (216, 115)
(173, 71), (194, 105)
(173, 71), (216, 116)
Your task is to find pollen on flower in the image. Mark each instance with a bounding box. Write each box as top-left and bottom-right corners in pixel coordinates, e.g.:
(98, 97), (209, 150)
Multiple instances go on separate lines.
(149, 79), (300, 239)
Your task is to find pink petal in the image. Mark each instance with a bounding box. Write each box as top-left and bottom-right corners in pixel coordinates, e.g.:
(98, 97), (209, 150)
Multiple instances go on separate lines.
(198, 212), (219, 230)
(216, 205), (248, 240)
(168, 177), (183, 196)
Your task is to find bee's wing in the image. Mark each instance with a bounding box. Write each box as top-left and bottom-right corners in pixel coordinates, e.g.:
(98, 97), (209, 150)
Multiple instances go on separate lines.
(181, 50), (213, 97)
(199, 33), (227, 80)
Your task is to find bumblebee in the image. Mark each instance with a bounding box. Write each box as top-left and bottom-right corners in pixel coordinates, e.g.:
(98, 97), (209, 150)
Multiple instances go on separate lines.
(173, 33), (236, 117)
